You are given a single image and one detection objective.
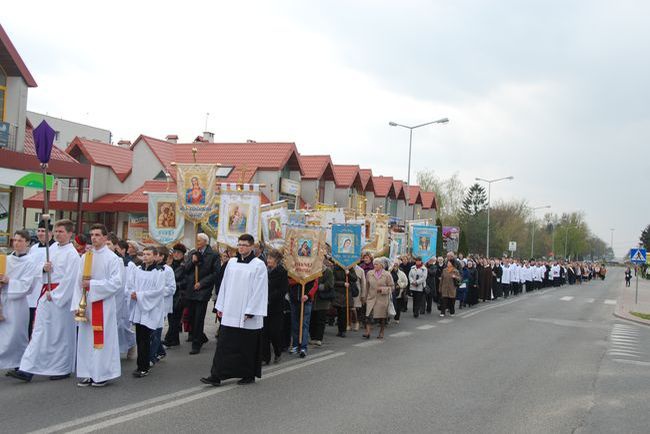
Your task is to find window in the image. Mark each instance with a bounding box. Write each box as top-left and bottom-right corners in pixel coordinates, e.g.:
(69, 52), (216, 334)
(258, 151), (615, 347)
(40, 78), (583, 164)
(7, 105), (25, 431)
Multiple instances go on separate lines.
(0, 66), (6, 122)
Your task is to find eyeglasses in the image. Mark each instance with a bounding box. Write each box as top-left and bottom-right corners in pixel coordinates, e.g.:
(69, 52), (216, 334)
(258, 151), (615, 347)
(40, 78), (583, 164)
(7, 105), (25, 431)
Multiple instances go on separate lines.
(237, 244), (252, 248)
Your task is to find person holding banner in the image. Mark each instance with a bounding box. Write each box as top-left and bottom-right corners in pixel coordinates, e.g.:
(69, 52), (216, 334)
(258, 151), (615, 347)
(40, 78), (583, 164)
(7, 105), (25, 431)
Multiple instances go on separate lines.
(332, 263), (357, 338)
(363, 258), (394, 339)
(201, 234), (268, 386)
(0, 230), (39, 370)
(73, 224), (123, 387)
(27, 220), (54, 338)
(263, 249), (288, 364)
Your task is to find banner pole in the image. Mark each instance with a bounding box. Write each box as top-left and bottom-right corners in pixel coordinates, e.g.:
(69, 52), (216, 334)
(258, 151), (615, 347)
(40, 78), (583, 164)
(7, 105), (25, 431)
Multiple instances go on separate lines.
(298, 282), (306, 348)
(345, 272), (350, 329)
(194, 222), (199, 285)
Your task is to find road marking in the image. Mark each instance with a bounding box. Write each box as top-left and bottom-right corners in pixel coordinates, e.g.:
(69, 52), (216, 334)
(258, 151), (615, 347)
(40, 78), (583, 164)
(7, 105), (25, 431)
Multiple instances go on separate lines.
(585, 298), (595, 303)
(611, 337), (639, 342)
(528, 318), (609, 329)
(607, 351), (641, 358)
(560, 296), (574, 301)
(461, 297), (526, 319)
(389, 331), (412, 338)
(604, 299), (616, 305)
(416, 324), (436, 330)
(613, 359), (650, 367)
(438, 319), (453, 324)
(27, 351), (344, 434)
(354, 340), (383, 348)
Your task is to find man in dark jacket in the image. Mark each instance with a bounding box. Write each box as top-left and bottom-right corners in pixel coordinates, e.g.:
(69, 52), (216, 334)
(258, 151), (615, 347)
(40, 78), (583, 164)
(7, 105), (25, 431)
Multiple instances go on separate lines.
(163, 243), (188, 347)
(425, 258), (439, 314)
(262, 249), (288, 364)
(332, 263), (357, 337)
(182, 234), (220, 354)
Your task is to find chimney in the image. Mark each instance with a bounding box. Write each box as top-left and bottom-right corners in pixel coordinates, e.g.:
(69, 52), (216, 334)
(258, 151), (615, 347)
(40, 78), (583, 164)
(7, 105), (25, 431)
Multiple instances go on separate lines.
(117, 140), (132, 148)
(202, 131), (214, 143)
(165, 134), (178, 144)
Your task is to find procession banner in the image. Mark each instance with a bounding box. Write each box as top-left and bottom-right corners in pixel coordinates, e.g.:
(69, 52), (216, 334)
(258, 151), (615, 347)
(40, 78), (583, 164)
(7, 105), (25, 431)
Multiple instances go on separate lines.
(346, 218), (367, 247)
(389, 240), (399, 263)
(217, 183), (261, 248)
(176, 163), (219, 223)
(308, 209), (346, 245)
(261, 200), (289, 249)
(331, 224), (363, 269)
(412, 225), (438, 263)
(201, 196), (220, 240)
(288, 210), (307, 226)
(391, 232), (407, 257)
(442, 226), (460, 253)
(284, 224), (326, 284)
(147, 192), (185, 246)
(362, 213), (389, 255)
(407, 219), (431, 251)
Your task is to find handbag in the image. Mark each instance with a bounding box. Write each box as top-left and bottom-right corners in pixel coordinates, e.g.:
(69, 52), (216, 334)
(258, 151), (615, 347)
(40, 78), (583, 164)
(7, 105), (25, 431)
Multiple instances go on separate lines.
(387, 295), (397, 317)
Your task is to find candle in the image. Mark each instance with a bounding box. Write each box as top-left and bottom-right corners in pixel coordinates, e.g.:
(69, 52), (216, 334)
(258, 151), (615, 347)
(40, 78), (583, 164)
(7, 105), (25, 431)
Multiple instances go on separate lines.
(0, 254), (6, 275)
(83, 251), (93, 279)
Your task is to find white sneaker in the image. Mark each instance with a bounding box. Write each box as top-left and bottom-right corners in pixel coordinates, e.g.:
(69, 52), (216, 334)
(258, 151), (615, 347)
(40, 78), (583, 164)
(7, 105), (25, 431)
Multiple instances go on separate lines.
(314, 340), (322, 347)
(289, 346), (298, 354)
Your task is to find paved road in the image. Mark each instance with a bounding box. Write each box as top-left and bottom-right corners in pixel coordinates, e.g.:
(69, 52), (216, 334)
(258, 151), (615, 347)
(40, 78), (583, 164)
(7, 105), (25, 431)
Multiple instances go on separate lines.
(2, 268), (648, 433)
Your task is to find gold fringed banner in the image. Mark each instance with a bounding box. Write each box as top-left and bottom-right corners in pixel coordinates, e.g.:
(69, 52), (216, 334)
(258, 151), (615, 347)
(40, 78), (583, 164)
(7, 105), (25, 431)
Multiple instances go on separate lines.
(176, 163), (219, 223)
(283, 224), (327, 285)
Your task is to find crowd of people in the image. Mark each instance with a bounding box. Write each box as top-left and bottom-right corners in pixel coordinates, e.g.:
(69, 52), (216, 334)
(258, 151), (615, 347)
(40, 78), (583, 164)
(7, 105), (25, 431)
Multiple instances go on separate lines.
(0, 220), (609, 388)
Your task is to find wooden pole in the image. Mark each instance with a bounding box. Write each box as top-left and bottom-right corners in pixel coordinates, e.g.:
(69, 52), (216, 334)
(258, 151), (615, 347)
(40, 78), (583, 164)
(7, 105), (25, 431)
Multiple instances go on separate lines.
(41, 165), (52, 294)
(345, 272), (350, 328)
(298, 282), (306, 347)
(194, 222), (199, 284)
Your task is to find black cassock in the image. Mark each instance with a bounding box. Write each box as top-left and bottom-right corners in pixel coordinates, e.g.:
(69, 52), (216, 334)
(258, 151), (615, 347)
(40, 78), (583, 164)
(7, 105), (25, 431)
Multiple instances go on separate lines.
(211, 326), (263, 380)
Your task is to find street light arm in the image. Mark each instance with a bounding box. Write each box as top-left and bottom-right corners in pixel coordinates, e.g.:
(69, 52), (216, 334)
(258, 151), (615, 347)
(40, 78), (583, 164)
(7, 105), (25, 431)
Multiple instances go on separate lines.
(412, 118), (449, 129)
(475, 176), (514, 184)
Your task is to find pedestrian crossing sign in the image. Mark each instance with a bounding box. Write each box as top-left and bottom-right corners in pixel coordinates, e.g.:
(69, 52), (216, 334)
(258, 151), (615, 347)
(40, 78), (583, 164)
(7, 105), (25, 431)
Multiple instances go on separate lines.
(630, 248), (647, 264)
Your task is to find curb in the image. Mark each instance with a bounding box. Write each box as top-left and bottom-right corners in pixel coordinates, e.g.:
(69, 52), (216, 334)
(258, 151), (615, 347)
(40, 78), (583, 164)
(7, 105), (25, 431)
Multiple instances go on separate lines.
(613, 311), (650, 327)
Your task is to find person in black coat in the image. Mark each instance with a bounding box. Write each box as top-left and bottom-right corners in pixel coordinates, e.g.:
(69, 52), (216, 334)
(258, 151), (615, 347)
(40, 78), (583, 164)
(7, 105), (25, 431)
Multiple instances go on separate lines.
(425, 259), (439, 314)
(262, 250), (288, 364)
(163, 243), (188, 347)
(181, 234), (220, 354)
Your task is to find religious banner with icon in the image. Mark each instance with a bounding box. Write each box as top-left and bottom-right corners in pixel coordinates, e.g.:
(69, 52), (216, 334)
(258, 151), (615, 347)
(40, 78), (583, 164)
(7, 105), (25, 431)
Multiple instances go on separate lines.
(175, 163), (219, 223)
(362, 213), (389, 255)
(390, 232), (407, 257)
(217, 183), (261, 248)
(147, 192), (185, 246)
(283, 224), (326, 284)
(201, 196), (220, 240)
(261, 200), (289, 249)
(442, 226), (460, 253)
(411, 225), (438, 263)
(331, 224), (363, 269)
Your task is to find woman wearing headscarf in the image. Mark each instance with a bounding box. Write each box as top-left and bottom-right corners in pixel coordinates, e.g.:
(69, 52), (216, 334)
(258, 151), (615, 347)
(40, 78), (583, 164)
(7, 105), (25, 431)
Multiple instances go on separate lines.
(439, 258), (461, 317)
(390, 261), (408, 324)
(362, 258), (394, 339)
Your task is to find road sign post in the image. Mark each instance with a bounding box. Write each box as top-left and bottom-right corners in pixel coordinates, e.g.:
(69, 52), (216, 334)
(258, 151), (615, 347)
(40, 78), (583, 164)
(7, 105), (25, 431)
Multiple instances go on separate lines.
(630, 248), (646, 304)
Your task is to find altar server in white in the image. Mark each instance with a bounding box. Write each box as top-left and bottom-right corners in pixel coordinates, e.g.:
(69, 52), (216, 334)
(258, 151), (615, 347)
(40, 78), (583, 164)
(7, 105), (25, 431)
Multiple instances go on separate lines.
(27, 220), (54, 338)
(0, 230), (38, 369)
(8, 220), (80, 382)
(73, 224), (123, 387)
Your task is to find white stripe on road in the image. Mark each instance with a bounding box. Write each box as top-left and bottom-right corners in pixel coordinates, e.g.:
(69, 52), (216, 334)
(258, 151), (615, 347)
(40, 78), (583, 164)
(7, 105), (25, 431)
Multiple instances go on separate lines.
(28, 351), (344, 434)
(354, 340), (383, 348)
(560, 296), (574, 301)
(389, 331), (413, 338)
(438, 319), (454, 324)
(604, 299), (617, 305)
(613, 358), (650, 367)
(461, 297), (526, 319)
(416, 324), (436, 330)
(585, 298), (595, 303)
(607, 351), (641, 358)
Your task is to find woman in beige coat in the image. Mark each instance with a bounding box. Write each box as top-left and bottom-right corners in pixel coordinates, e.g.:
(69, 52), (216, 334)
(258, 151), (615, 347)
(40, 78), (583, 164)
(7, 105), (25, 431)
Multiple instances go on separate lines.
(362, 258), (395, 339)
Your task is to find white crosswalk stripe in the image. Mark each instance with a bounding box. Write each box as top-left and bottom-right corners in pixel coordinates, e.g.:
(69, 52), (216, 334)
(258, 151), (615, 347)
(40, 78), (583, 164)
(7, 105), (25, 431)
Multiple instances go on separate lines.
(416, 324), (436, 330)
(389, 331), (413, 338)
(560, 296), (574, 301)
(604, 299), (616, 305)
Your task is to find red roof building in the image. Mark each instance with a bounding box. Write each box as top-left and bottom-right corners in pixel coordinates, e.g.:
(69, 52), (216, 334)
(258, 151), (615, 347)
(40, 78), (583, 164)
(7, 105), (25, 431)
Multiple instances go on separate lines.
(298, 155), (336, 206)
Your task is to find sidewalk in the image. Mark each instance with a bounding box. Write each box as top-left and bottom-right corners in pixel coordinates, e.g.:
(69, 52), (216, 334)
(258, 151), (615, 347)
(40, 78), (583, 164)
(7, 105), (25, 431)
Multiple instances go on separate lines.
(615, 272), (650, 326)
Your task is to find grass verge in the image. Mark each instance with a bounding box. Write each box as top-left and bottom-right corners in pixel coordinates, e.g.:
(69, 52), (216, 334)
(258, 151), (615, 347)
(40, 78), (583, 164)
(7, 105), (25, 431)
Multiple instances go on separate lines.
(630, 311), (650, 321)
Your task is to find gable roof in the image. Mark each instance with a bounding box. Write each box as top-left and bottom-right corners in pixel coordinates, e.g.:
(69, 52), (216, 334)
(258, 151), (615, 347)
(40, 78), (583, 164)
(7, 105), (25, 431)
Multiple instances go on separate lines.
(134, 136), (303, 182)
(372, 176), (395, 198)
(66, 137), (133, 182)
(392, 180), (407, 200)
(299, 155), (335, 181)
(0, 24), (37, 87)
(408, 186), (423, 205)
(332, 164), (363, 189)
(24, 121), (78, 164)
(359, 169), (375, 193)
(420, 191), (438, 210)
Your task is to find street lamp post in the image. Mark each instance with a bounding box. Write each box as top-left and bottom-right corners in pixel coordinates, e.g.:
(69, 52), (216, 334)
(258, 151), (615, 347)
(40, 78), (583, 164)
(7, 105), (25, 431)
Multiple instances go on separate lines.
(475, 176), (514, 257)
(530, 205), (551, 258)
(389, 118), (449, 222)
(609, 228), (615, 259)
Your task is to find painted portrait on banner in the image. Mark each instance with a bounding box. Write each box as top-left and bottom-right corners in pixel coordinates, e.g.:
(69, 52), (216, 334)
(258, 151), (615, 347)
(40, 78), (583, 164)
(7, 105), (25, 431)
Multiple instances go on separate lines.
(442, 226), (460, 253)
(283, 225), (326, 284)
(331, 224), (363, 269)
(176, 163), (219, 223)
(261, 201), (289, 249)
(412, 225), (438, 263)
(217, 184), (261, 248)
(148, 192), (185, 246)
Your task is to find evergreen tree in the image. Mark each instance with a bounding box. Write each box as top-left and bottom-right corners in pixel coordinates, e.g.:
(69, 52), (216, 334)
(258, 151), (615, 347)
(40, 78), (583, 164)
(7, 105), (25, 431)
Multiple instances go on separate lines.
(458, 229), (468, 255)
(641, 224), (650, 249)
(462, 183), (487, 216)
(436, 217), (443, 255)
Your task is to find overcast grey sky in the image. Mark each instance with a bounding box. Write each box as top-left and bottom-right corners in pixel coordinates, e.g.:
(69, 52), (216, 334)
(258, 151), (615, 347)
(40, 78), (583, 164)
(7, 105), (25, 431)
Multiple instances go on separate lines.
(4, 0), (648, 256)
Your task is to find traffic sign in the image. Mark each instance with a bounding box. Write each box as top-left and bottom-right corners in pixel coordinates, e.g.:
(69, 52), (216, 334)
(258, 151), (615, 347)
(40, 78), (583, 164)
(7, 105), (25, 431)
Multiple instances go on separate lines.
(630, 248), (647, 264)
(508, 241), (517, 252)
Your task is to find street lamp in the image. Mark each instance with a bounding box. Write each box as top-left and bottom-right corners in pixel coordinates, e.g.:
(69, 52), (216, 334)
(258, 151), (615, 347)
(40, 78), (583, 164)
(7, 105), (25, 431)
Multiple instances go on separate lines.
(389, 118), (448, 223)
(609, 228), (615, 259)
(530, 205), (551, 258)
(475, 176), (514, 257)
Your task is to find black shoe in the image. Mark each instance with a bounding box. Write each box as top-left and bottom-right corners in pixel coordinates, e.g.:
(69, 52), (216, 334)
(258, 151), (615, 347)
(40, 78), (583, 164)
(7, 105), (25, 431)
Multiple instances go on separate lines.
(132, 369), (149, 378)
(162, 340), (179, 347)
(273, 355), (281, 364)
(200, 334), (209, 344)
(91, 381), (108, 387)
(7, 370), (32, 382)
(237, 377), (255, 385)
(76, 378), (93, 387)
(186, 334), (193, 342)
(49, 374), (70, 381)
(189, 347), (201, 355)
(200, 376), (221, 386)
